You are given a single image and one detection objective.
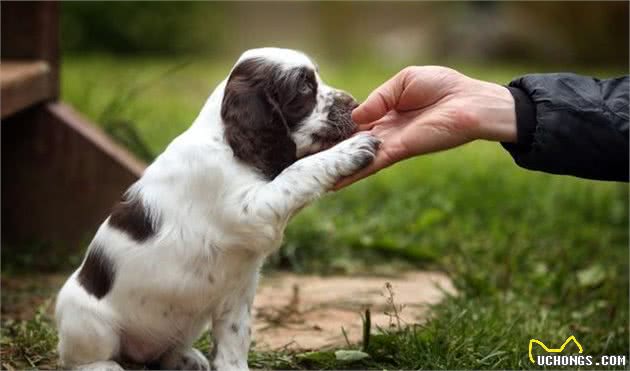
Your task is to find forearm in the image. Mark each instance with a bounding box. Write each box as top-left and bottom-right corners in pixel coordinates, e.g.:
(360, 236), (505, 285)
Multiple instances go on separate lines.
(250, 133), (379, 218)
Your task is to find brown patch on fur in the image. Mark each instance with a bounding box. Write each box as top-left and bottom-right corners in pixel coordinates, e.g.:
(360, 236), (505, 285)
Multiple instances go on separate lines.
(311, 92), (358, 146)
(109, 194), (156, 242)
(77, 243), (115, 299)
(221, 57), (317, 179)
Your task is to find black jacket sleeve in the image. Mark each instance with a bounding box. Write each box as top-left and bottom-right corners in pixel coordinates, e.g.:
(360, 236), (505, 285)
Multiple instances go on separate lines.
(501, 73), (629, 182)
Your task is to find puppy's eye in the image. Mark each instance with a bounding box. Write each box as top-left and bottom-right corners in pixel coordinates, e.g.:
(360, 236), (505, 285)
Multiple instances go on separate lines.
(298, 81), (314, 95)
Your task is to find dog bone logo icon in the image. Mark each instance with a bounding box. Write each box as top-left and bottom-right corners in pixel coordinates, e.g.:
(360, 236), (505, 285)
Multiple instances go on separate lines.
(528, 335), (584, 364)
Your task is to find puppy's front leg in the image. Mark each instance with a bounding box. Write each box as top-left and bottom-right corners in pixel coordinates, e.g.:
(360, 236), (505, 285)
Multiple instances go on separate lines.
(250, 133), (380, 221)
(211, 301), (252, 371)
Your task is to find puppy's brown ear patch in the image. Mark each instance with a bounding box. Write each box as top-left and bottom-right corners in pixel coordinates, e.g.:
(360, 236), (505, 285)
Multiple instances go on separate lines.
(109, 195), (156, 242)
(78, 243), (115, 299)
(221, 57), (297, 180)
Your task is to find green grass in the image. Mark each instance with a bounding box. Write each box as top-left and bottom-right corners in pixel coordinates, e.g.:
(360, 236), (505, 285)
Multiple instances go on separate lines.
(1, 301), (58, 370)
(1, 55), (627, 370)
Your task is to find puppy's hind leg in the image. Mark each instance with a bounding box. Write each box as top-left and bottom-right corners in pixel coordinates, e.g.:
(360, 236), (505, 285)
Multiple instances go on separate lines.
(160, 347), (210, 370)
(56, 299), (121, 369)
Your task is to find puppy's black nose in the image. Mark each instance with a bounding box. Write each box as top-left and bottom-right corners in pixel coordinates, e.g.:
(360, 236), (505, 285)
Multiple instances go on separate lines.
(328, 92), (360, 136)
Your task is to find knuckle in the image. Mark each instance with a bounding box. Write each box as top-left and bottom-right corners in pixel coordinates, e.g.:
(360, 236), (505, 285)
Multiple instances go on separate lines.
(374, 90), (392, 112)
(400, 66), (419, 76)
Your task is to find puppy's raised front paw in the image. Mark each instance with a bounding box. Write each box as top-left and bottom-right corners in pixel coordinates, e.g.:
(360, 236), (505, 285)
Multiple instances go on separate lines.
(334, 133), (381, 176)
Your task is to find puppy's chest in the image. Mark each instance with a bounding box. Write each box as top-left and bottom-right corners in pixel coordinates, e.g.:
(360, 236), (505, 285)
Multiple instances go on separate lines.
(117, 248), (259, 312)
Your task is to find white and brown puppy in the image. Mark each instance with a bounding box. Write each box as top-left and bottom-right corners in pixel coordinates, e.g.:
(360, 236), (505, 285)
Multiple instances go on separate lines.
(55, 48), (380, 371)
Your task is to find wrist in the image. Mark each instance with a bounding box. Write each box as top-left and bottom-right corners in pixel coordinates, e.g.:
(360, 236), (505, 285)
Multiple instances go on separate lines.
(473, 81), (518, 143)
(504, 85), (537, 151)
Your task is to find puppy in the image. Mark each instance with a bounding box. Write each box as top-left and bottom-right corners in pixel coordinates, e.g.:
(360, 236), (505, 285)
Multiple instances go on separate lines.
(55, 48), (380, 371)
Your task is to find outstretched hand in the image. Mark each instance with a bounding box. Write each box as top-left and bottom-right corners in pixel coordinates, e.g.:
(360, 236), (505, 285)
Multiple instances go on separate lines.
(336, 66), (517, 189)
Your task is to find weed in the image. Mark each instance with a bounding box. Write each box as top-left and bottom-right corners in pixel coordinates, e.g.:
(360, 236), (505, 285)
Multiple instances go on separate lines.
(1, 301), (58, 370)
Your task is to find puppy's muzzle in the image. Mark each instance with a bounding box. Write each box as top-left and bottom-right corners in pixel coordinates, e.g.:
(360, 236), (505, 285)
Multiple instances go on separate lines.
(315, 92), (359, 144)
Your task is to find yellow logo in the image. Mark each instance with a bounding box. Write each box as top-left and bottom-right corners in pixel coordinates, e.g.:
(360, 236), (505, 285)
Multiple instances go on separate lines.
(528, 336), (584, 363)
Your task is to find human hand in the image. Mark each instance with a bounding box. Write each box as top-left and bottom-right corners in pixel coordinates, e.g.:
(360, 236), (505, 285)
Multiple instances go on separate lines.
(336, 66), (517, 189)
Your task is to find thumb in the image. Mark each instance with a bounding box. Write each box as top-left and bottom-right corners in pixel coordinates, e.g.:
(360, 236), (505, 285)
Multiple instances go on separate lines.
(351, 69), (408, 125)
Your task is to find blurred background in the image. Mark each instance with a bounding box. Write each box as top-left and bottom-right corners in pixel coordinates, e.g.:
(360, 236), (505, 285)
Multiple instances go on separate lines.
(62, 2), (628, 65)
(58, 1), (629, 159)
(2, 2), (628, 370)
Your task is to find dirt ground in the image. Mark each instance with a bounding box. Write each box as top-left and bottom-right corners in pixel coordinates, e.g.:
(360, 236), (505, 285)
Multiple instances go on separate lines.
(253, 271), (455, 350)
(1, 270), (454, 351)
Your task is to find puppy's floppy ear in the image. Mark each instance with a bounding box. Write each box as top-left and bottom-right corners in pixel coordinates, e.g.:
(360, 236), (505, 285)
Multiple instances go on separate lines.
(221, 57), (297, 180)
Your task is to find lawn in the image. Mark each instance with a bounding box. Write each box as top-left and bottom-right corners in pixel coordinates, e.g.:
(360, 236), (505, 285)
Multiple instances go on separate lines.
(1, 54), (627, 370)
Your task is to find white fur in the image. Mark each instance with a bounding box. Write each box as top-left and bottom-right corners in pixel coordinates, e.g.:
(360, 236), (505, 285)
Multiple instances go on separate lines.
(55, 48), (379, 371)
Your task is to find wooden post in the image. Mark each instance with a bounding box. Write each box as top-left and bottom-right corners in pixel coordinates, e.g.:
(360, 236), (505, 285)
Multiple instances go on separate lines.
(1, 1), (59, 99)
(1, 2), (146, 249)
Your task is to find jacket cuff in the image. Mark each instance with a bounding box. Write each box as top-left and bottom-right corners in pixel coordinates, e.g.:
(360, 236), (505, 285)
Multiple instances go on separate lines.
(501, 86), (537, 153)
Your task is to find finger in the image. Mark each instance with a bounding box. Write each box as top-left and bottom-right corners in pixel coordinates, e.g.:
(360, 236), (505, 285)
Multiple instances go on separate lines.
(355, 123), (376, 132)
(351, 69), (408, 125)
(355, 110), (405, 132)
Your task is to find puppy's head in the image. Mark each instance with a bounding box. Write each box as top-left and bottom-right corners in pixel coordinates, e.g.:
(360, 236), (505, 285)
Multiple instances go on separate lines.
(221, 48), (358, 179)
